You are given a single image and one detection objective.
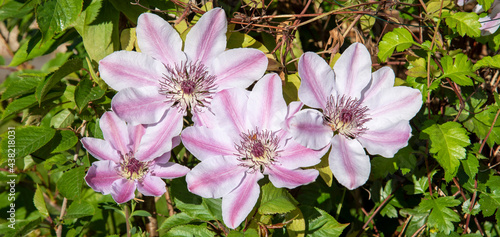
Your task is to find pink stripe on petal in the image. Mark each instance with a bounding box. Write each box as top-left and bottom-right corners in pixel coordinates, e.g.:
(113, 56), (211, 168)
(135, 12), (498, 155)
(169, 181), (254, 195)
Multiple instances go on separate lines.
(111, 86), (172, 124)
(151, 162), (190, 179)
(137, 174), (167, 196)
(81, 137), (121, 163)
(135, 108), (183, 161)
(246, 74), (287, 130)
(222, 171), (263, 229)
(267, 165), (319, 189)
(184, 8), (227, 64)
(186, 157), (246, 198)
(192, 109), (217, 128)
(288, 109), (333, 150)
(363, 86), (422, 122)
(99, 51), (165, 91)
(111, 179), (137, 204)
(362, 67), (395, 102)
(212, 48), (267, 90)
(128, 123), (146, 153)
(298, 52), (335, 109)
(137, 13), (186, 66)
(181, 126), (236, 161)
(100, 112), (130, 155)
(211, 89), (248, 133)
(85, 160), (121, 195)
(279, 139), (328, 169)
(358, 119), (411, 157)
(330, 136), (370, 190)
(333, 43), (372, 98)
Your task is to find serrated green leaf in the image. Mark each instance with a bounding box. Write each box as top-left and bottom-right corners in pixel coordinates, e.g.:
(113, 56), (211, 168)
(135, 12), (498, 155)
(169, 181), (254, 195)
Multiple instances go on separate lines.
(65, 200), (95, 219)
(36, 0), (83, 42)
(478, 175), (500, 216)
(461, 105), (500, 147)
(462, 199), (481, 215)
(0, 126), (55, 160)
(159, 213), (193, 231)
(165, 224), (213, 237)
(407, 58), (427, 78)
(477, 0), (494, 11)
(34, 184), (49, 218)
(75, 78), (105, 111)
(35, 58), (82, 104)
(418, 196), (461, 234)
(1, 74), (44, 101)
(473, 55), (500, 70)
(445, 12), (481, 37)
(1, 94), (37, 120)
(461, 153), (479, 183)
(299, 206), (348, 237)
(56, 166), (85, 200)
(378, 28), (415, 63)
(53, 130), (78, 153)
(0, 0), (33, 21)
(74, 0), (119, 62)
(439, 54), (476, 86)
(131, 210), (152, 217)
(50, 109), (75, 128)
(423, 122), (470, 181)
(259, 183), (298, 215)
(43, 153), (69, 170)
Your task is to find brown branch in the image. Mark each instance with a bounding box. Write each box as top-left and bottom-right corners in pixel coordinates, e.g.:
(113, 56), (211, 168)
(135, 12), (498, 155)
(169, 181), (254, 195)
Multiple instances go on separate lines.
(355, 193), (393, 237)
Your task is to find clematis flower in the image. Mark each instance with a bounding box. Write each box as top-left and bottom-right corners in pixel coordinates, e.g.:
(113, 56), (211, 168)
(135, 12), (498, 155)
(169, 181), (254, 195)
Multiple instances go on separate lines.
(288, 43), (422, 190)
(479, 1), (500, 35)
(82, 111), (189, 203)
(181, 74), (328, 229)
(99, 8), (268, 126)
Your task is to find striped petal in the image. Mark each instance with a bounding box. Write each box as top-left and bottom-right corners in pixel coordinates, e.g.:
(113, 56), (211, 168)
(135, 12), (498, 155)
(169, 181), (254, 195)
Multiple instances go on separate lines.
(137, 174), (167, 197)
(358, 119), (412, 158)
(333, 43), (372, 99)
(298, 52), (335, 110)
(111, 179), (137, 204)
(329, 135), (370, 190)
(85, 160), (121, 195)
(100, 112), (130, 155)
(266, 165), (319, 189)
(288, 109), (333, 150)
(81, 137), (121, 163)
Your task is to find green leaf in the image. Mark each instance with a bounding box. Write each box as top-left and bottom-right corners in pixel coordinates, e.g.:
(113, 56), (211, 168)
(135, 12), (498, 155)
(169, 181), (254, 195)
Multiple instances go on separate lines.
(131, 210), (152, 217)
(0, 126), (56, 160)
(65, 200), (95, 219)
(422, 122), (470, 181)
(0, 0), (33, 21)
(35, 58), (82, 104)
(478, 175), (500, 216)
(418, 196), (461, 234)
(283, 73), (300, 104)
(108, 0), (146, 25)
(74, 0), (119, 62)
(165, 224), (213, 237)
(461, 105), (500, 148)
(75, 78), (105, 111)
(56, 166), (85, 200)
(477, 0), (494, 11)
(36, 0), (83, 42)
(1, 74), (44, 101)
(227, 31), (268, 52)
(299, 206), (348, 237)
(473, 55), (500, 70)
(33, 184), (49, 218)
(258, 183), (298, 215)
(1, 94), (37, 120)
(159, 213), (193, 231)
(52, 130), (78, 153)
(50, 109), (75, 128)
(378, 28), (415, 63)
(461, 153), (479, 183)
(445, 12), (481, 38)
(171, 178), (222, 221)
(439, 54), (476, 86)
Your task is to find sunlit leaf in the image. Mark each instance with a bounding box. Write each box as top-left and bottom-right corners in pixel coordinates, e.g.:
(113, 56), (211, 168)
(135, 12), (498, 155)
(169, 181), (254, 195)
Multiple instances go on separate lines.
(378, 28), (415, 63)
(418, 196), (461, 234)
(445, 12), (481, 38)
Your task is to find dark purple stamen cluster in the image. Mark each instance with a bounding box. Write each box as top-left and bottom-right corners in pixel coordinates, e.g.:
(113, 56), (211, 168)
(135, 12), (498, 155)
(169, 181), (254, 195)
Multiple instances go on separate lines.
(235, 130), (280, 173)
(323, 95), (371, 139)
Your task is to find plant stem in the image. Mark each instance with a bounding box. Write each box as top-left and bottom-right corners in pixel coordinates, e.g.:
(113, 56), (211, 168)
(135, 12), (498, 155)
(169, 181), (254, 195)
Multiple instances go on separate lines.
(125, 204), (132, 237)
(143, 196), (158, 237)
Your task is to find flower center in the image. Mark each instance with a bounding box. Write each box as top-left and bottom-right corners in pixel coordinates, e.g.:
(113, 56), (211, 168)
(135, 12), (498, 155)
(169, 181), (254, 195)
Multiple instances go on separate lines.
(323, 95), (371, 139)
(235, 130), (280, 173)
(159, 61), (217, 113)
(120, 152), (150, 180)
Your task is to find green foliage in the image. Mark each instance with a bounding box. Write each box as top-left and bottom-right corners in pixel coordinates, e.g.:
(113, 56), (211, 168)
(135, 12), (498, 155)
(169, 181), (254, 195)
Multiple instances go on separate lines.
(445, 12), (481, 37)
(36, 0), (83, 43)
(258, 183), (298, 215)
(299, 206), (348, 236)
(418, 196), (461, 234)
(56, 166), (86, 200)
(439, 54), (476, 86)
(378, 28), (415, 62)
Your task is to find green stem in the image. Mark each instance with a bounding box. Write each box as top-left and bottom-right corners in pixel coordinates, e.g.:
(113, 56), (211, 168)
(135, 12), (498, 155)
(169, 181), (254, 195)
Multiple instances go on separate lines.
(336, 188), (346, 220)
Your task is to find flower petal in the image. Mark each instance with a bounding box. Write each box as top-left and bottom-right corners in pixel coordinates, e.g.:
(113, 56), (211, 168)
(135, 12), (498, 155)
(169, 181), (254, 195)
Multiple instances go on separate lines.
(222, 171), (263, 229)
(135, 108), (183, 161)
(136, 13), (186, 66)
(137, 174), (167, 197)
(181, 126), (237, 161)
(99, 51), (166, 90)
(111, 86), (172, 124)
(267, 165), (319, 189)
(192, 109), (217, 128)
(363, 86), (422, 123)
(186, 156), (246, 198)
(329, 135), (370, 190)
(151, 162), (190, 179)
(212, 48), (267, 90)
(358, 119), (412, 157)
(111, 179), (137, 204)
(288, 109), (333, 150)
(211, 88), (249, 133)
(81, 137), (121, 163)
(100, 112), (130, 155)
(480, 11), (500, 35)
(278, 139), (328, 169)
(128, 123), (146, 153)
(184, 8), (227, 64)
(361, 66), (395, 102)
(85, 160), (121, 195)
(298, 52), (335, 109)
(282, 101), (304, 130)
(246, 73), (287, 130)
(333, 43), (372, 98)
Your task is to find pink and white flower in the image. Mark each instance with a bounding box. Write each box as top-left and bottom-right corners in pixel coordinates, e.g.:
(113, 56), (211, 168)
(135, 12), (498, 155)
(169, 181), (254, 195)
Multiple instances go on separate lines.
(82, 111), (189, 203)
(98, 8), (268, 126)
(288, 43), (422, 190)
(181, 74), (328, 229)
(479, 1), (500, 35)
